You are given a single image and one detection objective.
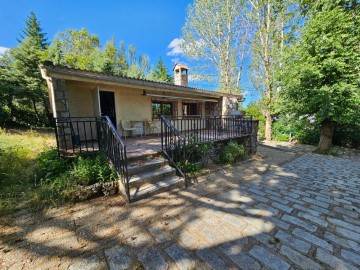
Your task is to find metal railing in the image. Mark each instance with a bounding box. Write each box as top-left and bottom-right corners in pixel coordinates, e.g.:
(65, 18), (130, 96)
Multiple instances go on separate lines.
(160, 115), (188, 185)
(98, 116), (130, 200)
(167, 115), (253, 143)
(54, 116), (99, 155)
(54, 116), (130, 201)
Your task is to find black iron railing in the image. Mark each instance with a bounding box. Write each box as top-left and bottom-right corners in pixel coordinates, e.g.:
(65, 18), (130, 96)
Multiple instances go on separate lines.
(167, 115), (253, 143)
(98, 116), (129, 200)
(54, 116), (130, 200)
(54, 116), (99, 155)
(160, 115), (188, 185)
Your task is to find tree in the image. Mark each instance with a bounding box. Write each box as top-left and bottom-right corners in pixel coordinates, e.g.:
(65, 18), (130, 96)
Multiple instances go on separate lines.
(7, 12), (50, 125)
(282, 2), (360, 153)
(47, 28), (100, 70)
(181, 0), (251, 94)
(149, 57), (173, 83)
(248, 0), (296, 141)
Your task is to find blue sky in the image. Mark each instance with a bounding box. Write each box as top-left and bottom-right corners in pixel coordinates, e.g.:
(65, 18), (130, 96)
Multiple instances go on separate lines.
(0, 0), (258, 105)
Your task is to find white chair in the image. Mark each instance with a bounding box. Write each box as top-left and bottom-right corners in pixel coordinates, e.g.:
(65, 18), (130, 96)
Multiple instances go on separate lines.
(120, 120), (136, 139)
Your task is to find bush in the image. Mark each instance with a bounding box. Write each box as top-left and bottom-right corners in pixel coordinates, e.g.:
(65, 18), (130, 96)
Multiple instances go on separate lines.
(31, 150), (117, 208)
(220, 141), (246, 164)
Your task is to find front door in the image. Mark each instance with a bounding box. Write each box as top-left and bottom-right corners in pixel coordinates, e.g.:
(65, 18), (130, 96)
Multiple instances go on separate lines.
(99, 91), (116, 127)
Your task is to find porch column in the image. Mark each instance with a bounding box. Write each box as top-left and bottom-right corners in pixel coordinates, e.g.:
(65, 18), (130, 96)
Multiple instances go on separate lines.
(250, 120), (259, 153)
(51, 78), (72, 150)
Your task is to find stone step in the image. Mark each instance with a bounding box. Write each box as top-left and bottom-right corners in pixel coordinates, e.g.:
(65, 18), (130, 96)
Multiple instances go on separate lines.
(127, 158), (168, 176)
(129, 165), (176, 188)
(127, 151), (162, 163)
(130, 176), (183, 202)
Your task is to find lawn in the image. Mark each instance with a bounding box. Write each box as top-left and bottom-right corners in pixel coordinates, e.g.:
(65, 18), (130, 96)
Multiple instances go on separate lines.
(0, 128), (56, 215)
(0, 128), (118, 216)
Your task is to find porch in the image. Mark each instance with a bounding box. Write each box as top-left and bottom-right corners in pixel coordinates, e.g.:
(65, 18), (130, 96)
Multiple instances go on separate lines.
(53, 115), (258, 202)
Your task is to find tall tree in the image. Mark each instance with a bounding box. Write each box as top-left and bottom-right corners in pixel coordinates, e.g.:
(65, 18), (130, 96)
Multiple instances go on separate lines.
(10, 12), (50, 125)
(248, 0), (295, 141)
(181, 0), (251, 94)
(149, 57), (173, 83)
(47, 28), (100, 70)
(282, 2), (360, 153)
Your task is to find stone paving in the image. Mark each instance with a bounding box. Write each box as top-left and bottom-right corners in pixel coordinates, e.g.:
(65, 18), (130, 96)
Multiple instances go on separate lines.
(1, 144), (359, 269)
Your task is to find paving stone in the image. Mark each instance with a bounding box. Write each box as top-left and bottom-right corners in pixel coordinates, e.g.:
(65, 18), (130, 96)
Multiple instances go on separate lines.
(68, 255), (101, 270)
(148, 227), (171, 244)
(292, 228), (333, 252)
(293, 204), (322, 217)
(324, 232), (360, 252)
(334, 207), (359, 218)
(196, 247), (227, 269)
(340, 249), (360, 267)
(272, 202), (293, 213)
(327, 217), (360, 233)
(220, 241), (261, 270)
(316, 248), (358, 270)
(138, 247), (168, 270)
(165, 243), (195, 270)
(282, 214), (317, 232)
(280, 245), (321, 270)
(335, 227), (360, 243)
(296, 212), (328, 228)
(265, 216), (290, 230)
(249, 246), (290, 270)
(104, 245), (131, 270)
(275, 230), (311, 254)
(302, 197), (329, 209)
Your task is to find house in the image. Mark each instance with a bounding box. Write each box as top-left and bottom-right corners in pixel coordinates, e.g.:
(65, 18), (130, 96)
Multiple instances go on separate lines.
(40, 61), (257, 202)
(40, 61), (243, 135)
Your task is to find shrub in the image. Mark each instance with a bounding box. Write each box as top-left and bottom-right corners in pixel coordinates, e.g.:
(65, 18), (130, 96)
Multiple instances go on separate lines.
(220, 141), (246, 164)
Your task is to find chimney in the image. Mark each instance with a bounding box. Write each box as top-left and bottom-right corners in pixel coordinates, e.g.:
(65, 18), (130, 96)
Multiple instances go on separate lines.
(173, 63), (189, 87)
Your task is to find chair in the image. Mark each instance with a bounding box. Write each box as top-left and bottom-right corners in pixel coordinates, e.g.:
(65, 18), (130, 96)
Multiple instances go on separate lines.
(147, 120), (161, 136)
(120, 120), (136, 139)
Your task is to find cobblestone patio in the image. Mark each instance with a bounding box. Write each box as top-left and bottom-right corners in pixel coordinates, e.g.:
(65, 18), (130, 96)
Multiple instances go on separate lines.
(0, 143), (359, 269)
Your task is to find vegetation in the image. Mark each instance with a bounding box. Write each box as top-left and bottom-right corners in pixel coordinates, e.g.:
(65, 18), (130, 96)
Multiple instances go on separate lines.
(0, 13), (173, 127)
(220, 140), (246, 164)
(182, 0), (250, 94)
(0, 129), (116, 215)
(281, 1), (360, 152)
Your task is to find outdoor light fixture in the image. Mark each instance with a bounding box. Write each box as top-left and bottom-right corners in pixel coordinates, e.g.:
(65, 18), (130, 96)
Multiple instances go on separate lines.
(142, 91), (218, 102)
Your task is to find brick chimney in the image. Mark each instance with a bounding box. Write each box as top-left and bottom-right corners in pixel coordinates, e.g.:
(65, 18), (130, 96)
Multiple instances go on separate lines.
(173, 63), (189, 86)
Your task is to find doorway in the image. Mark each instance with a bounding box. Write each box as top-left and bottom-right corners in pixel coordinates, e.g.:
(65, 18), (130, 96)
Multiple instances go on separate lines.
(99, 91), (116, 127)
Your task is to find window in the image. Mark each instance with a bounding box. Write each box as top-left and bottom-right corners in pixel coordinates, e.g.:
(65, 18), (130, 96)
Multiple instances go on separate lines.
(152, 101), (173, 119)
(182, 103), (198, 116)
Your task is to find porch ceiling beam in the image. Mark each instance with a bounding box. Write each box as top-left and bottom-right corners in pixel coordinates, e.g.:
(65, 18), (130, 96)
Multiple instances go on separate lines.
(142, 92), (219, 102)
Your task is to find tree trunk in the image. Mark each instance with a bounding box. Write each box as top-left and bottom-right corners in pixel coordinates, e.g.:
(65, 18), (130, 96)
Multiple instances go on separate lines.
(317, 119), (334, 154)
(265, 109), (272, 141)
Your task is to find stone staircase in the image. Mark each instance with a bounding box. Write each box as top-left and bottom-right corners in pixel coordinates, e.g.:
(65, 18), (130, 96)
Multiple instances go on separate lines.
(127, 153), (183, 202)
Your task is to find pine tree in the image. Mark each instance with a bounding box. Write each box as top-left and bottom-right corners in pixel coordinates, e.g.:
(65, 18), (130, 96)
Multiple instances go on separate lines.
(149, 57), (173, 83)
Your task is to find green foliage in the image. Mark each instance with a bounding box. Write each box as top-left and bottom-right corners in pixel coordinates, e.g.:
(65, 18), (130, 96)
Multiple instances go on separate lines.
(282, 2), (360, 148)
(220, 141), (246, 164)
(244, 102), (265, 139)
(182, 0), (249, 94)
(149, 57), (173, 83)
(177, 160), (199, 176)
(0, 11), (50, 127)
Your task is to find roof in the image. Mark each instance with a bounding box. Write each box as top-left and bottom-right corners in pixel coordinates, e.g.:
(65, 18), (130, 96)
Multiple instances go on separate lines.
(173, 63), (189, 70)
(40, 61), (243, 100)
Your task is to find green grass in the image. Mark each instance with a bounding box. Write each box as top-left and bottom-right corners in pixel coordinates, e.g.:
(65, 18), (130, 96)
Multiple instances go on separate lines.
(0, 128), (56, 215)
(0, 128), (116, 216)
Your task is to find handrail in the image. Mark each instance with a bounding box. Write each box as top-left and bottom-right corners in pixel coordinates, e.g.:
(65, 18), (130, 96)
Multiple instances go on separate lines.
(160, 115), (187, 185)
(98, 116), (130, 201)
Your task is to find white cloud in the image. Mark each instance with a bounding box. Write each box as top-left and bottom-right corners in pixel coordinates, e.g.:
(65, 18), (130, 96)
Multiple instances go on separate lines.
(167, 38), (184, 56)
(0, 46), (10, 56)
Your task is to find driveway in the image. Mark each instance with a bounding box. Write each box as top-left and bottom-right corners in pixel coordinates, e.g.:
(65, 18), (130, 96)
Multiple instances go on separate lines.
(1, 143), (359, 269)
